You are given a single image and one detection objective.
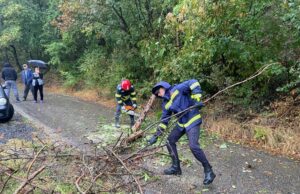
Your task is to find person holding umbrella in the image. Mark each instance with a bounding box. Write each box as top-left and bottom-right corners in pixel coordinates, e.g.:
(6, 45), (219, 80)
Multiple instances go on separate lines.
(32, 67), (44, 103)
(21, 64), (33, 101)
(27, 60), (47, 103)
(27, 60), (47, 69)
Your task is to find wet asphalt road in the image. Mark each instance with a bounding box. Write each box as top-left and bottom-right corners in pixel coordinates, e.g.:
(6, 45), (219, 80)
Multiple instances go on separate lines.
(0, 113), (35, 144)
(144, 142), (300, 194)
(3, 93), (300, 194)
(11, 93), (115, 150)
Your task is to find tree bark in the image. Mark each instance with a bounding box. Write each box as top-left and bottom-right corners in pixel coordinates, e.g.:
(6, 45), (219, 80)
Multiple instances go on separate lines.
(112, 6), (131, 35)
(9, 45), (22, 71)
(145, 0), (153, 31)
(3, 48), (10, 63)
(132, 94), (156, 132)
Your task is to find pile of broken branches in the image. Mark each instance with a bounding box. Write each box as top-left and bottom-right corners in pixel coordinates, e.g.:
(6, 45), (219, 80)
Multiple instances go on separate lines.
(0, 134), (165, 194)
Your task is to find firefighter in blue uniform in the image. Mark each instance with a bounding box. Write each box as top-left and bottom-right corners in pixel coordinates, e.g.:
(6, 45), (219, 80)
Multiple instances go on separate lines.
(148, 79), (216, 185)
(115, 79), (137, 128)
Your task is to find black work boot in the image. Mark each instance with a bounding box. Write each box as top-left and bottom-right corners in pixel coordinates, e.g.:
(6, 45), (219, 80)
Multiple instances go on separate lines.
(130, 116), (135, 128)
(115, 117), (120, 128)
(203, 166), (216, 185)
(164, 158), (182, 175)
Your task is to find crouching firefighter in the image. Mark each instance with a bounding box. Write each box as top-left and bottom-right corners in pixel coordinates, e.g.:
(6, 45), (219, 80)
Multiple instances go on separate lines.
(148, 80), (216, 185)
(115, 79), (137, 128)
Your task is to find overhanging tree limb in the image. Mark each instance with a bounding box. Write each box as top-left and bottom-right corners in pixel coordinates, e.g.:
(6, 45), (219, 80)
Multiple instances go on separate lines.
(112, 5), (130, 35)
(203, 62), (276, 103)
(9, 45), (22, 71)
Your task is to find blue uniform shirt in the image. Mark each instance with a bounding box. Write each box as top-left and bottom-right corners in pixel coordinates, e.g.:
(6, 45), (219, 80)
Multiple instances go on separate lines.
(115, 84), (137, 105)
(156, 79), (203, 132)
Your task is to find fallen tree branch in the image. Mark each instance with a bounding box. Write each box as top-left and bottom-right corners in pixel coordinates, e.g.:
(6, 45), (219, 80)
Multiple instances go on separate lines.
(0, 153), (108, 162)
(0, 170), (17, 194)
(98, 178), (141, 193)
(121, 130), (144, 146)
(13, 165), (46, 194)
(113, 132), (124, 149)
(123, 144), (166, 161)
(26, 145), (46, 179)
(83, 172), (105, 194)
(23, 187), (34, 194)
(132, 94), (156, 132)
(4, 171), (49, 191)
(33, 135), (45, 145)
(108, 149), (144, 194)
(75, 171), (86, 194)
(129, 146), (166, 161)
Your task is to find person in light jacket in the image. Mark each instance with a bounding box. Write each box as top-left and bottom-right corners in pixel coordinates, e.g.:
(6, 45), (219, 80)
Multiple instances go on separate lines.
(32, 67), (44, 103)
(21, 64), (33, 101)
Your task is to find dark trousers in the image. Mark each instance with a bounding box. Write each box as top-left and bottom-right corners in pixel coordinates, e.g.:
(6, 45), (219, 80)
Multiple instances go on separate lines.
(33, 85), (43, 101)
(23, 83), (33, 99)
(166, 125), (211, 168)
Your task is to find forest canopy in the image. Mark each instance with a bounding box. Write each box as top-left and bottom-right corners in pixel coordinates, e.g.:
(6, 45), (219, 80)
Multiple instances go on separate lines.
(0, 0), (299, 106)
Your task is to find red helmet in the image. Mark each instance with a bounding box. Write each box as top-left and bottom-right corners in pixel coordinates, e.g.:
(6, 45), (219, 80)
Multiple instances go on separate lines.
(121, 79), (131, 91)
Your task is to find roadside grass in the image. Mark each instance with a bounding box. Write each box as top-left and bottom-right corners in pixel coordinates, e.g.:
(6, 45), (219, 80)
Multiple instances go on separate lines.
(46, 85), (116, 108)
(204, 98), (300, 160)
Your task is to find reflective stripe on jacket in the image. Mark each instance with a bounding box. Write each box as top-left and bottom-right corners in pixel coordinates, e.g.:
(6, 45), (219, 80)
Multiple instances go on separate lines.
(115, 84), (136, 105)
(159, 79), (203, 132)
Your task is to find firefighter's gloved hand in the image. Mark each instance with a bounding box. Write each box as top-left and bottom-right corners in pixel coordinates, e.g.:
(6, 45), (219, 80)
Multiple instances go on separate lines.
(195, 101), (204, 108)
(155, 126), (164, 136)
(132, 104), (137, 109)
(148, 135), (158, 145)
(191, 94), (202, 102)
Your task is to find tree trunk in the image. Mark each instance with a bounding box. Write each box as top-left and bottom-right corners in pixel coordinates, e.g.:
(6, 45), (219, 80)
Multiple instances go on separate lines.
(3, 48), (10, 63)
(9, 45), (22, 71)
(132, 94), (156, 132)
(112, 6), (130, 35)
(121, 130), (144, 145)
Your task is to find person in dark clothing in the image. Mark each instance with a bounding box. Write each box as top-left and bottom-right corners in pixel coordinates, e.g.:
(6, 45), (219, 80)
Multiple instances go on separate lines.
(1, 63), (20, 101)
(148, 79), (216, 185)
(32, 67), (44, 103)
(115, 79), (137, 128)
(21, 64), (33, 101)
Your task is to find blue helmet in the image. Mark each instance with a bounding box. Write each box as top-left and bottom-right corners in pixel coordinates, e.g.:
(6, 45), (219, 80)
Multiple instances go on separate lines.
(152, 81), (171, 96)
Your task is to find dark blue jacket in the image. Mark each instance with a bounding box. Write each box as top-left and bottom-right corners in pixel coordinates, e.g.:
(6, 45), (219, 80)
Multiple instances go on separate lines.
(21, 69), (33, 85)
(1, 63), (17, 81)
(115, 84), (137, 105)
(154, 79), (203, 132)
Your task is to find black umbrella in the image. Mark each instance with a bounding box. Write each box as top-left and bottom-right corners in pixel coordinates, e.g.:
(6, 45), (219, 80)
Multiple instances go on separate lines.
(27, 60), (48, 69)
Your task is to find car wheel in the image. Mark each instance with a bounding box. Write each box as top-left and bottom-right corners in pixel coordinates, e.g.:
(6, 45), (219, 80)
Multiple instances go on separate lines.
(0, 104), (14, 123)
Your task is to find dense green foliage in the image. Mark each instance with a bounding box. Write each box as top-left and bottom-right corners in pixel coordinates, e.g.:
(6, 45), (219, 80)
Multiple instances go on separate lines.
(0, 0), (299, 105)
